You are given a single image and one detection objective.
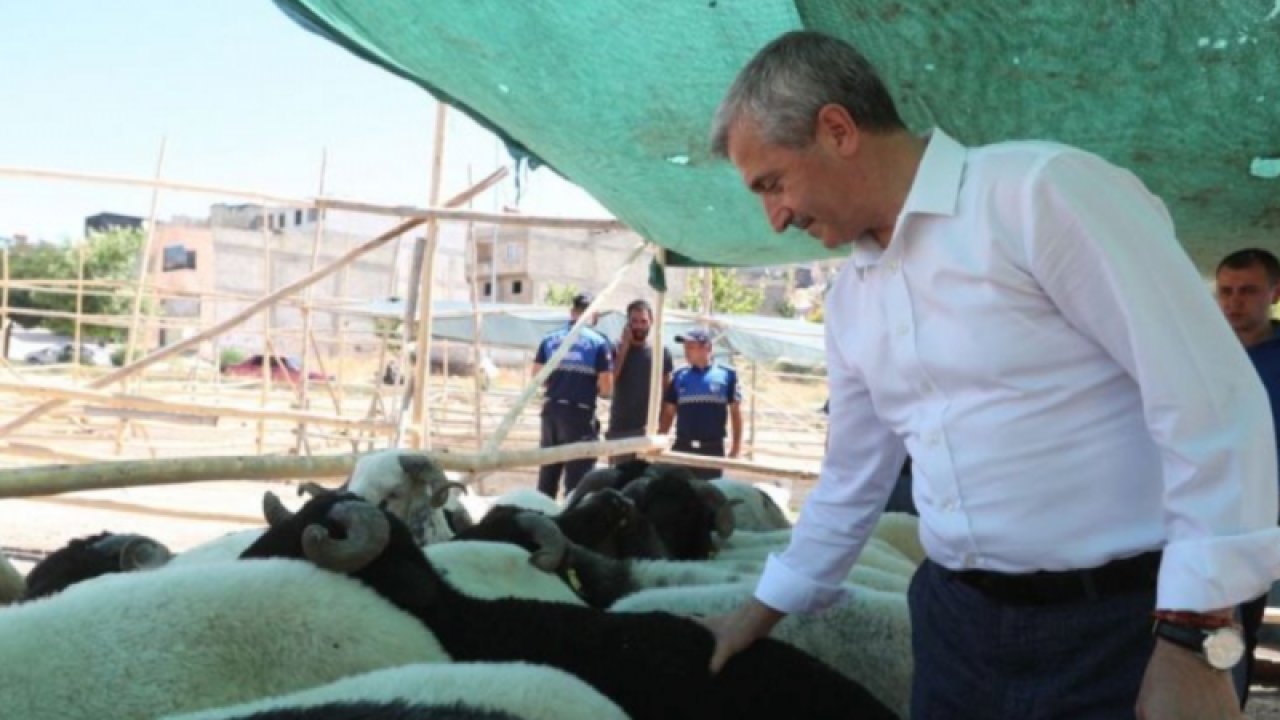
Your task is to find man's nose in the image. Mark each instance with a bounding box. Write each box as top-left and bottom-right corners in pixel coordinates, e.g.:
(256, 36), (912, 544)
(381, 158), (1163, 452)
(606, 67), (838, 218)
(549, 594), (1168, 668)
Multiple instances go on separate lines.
(764, 196), (792, 233)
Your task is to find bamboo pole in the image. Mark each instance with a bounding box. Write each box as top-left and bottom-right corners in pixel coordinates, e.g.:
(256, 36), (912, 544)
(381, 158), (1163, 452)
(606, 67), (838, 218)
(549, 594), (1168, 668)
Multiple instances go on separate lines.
(0, 168), (507, 441)
(701, 267), (713, 327)
(468, 222), (484, 454)
(646, 248), (668, 437)
(747, 361), (758, 461)
(0, 380), (395, 433)
(394, 235), (427, 446)
(73, 247), (86, 375)
(0, 249), (7, 362)
(257, 205), (273, 454)
(655, 450), (819, 482)
(0, 165), (310, 206)
(0, 435), (668, 499)
(316, 199), (626, 231)
(296, 150), (328, 455)
(334, 233), (351, 410)
(409, 101), (450, 450)
(483, 240), (648, 454)
(124, 137), (168, 370)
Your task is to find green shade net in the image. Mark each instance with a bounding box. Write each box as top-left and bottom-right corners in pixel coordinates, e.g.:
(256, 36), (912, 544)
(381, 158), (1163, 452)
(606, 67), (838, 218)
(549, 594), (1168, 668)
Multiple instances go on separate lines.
(275, 1), (1279, 270)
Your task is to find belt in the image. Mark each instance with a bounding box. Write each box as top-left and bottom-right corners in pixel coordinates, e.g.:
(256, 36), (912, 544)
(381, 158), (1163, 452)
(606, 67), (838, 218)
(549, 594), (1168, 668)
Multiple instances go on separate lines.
(550, 398), (593, 411)
(677, 438), (723, 449)
(943, 550), (1162, 606)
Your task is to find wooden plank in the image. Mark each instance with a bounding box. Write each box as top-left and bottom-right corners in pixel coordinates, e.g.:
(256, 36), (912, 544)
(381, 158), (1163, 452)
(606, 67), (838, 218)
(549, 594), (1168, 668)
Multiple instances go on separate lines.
(82, 406), (220, 426)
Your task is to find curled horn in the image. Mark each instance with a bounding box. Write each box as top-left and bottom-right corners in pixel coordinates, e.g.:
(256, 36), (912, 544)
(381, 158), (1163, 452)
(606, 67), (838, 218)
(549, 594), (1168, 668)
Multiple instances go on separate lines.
(296, 482), (332, 499)
(301, 501), (390, 573)
(515, 511), (568, 573)
(693, 482), (738, 540)
(119, 538), (173, 571)
(262, 492), (294, 528)
(430, 481), (469, 509)
(566, 467), (622, 510)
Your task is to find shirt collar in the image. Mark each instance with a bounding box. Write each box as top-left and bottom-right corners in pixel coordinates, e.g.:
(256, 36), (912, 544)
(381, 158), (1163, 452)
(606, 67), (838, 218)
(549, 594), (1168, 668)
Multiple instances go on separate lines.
(850, 128), (968, 269)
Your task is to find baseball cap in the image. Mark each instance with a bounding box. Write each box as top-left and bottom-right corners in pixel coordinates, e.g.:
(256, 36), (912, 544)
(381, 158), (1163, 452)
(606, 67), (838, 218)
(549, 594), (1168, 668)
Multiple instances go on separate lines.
(675, 328), (712, 344)
(571, 292), (593, 310)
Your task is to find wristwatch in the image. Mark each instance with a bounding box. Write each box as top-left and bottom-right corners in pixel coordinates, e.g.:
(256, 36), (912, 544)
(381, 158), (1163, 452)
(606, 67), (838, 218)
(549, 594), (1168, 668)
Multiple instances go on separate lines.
(1152, 616), (1246, 670)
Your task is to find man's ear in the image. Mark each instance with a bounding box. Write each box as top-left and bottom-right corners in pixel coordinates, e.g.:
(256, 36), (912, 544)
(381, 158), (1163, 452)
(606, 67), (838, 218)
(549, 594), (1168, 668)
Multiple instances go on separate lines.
(815, 103), (860, 157)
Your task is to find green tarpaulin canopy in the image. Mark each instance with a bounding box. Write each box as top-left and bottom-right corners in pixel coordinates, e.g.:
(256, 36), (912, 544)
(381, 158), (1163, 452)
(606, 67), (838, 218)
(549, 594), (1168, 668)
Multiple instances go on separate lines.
(275, 1), (1279, 270)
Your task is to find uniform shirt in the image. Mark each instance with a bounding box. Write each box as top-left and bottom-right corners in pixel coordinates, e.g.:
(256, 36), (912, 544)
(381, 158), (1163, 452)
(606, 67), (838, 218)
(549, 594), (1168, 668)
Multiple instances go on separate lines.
(664, 363), (740, 442)
(535, 322), (613, 409)
(608, 344), (674, 435)
(756, 129), (1280, 616)
(1247, 321), (1280, 486)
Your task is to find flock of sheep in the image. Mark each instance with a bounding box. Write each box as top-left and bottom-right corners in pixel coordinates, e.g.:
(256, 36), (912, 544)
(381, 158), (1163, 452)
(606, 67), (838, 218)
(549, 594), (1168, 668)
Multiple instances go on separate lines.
(0, 451), (920, 719)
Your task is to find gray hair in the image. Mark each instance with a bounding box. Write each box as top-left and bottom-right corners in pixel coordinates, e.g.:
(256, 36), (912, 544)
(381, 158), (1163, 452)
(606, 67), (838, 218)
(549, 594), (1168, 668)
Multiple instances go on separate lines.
(710, 31), (905, 157)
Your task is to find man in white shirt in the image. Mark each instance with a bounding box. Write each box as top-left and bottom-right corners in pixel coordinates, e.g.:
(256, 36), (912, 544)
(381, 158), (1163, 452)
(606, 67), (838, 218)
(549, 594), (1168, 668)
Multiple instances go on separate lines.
(702, 31), (1279, 719)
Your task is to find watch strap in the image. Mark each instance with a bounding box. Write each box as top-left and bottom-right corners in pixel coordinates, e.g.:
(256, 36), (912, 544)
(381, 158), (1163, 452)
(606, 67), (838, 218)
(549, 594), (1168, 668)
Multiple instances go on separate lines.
(1153, 619), (1207, 654)
(1151, 609), (1233, 630)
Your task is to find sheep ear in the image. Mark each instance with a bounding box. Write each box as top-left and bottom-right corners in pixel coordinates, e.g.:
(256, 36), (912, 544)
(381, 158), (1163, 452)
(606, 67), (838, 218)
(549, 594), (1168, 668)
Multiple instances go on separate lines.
(119, 538), (172, 571)
(263, 492), (294, 527)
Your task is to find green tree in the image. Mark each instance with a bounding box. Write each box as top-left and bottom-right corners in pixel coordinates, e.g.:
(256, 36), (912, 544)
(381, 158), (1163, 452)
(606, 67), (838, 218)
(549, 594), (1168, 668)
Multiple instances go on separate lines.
(7, 228), (145, 340)
(543, 282), (580, 306)
(679, 268), (763, 314)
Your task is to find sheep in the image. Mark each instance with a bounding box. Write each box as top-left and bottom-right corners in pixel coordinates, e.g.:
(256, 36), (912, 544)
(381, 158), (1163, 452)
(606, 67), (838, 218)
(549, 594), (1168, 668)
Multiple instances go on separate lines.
(455, 486), (640, 560)
(344, 449), (469, 545)
(160, 663), (627, 720)
(0, 549), (24, 605)
(613, 583), (914, 719)
(19, 531), (172, 601)
(241, 491), (898, 720)
(710, 477), (793, 531)
(0, 558), (448, 720)
(488, 487), (561, 516)
(870, 511), (927, 566)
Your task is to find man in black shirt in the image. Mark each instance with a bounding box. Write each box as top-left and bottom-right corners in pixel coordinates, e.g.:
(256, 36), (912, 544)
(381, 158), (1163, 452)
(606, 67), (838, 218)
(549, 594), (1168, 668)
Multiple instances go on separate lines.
(605, 299), (673, 464)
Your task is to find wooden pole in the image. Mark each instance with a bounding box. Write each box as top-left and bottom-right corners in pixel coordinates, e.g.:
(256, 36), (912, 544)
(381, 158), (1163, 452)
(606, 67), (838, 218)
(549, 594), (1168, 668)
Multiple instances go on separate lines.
(0, 165), (310, 207)
(701, 267), (713, 327)
(334, 233), (351, 410)
(646, 247), (668, 437)
(73, 247), (86, 375)
(0, 168), (507, 441)
(748, 360), (758, 460)
(317, 199), (626, 232)
(0, 435), (668, 498)
(484, 240), (648, 454)
(257, 205), (273, 454)
(409, 100), (450, 449)
(124, 137), (168, 370)
(468, 221), (484, 454)
(655, 449), (818, 482)
(394, 235), (426, 446)
(296, 150), (328, 455)
(0, 379), (395, 433)
(1, 248), (8, 362)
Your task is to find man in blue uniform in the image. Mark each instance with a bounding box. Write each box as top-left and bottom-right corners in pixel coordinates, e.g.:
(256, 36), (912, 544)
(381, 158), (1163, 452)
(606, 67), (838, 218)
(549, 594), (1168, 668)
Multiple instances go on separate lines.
(532, 292), (614, 498)
(659, 328), (742, 479)
(1216, 247), (1280, 707)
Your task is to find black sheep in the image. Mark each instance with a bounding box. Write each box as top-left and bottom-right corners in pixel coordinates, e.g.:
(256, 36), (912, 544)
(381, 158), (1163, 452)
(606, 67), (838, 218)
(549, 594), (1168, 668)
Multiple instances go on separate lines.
(21, 531), (171, 601)
(242, 492), (896, 720)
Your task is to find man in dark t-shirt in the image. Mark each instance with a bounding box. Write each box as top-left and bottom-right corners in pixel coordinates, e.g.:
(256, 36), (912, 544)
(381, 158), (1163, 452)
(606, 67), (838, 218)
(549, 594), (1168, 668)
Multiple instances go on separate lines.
(606, 299), (673, 464)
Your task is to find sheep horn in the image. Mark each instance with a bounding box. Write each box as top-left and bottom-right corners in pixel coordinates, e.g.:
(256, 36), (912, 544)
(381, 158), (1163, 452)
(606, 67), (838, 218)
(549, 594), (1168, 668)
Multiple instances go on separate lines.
(566, 467), (622, 510)
(301, 501), (390, 573)
(430, 481), (469, 509)
(119, 537), (173, 571)
(693, 482), (738, 539)
(262, 492), (294, 527)
(296, 482), (332, 498)
(515, 511), (568, 573)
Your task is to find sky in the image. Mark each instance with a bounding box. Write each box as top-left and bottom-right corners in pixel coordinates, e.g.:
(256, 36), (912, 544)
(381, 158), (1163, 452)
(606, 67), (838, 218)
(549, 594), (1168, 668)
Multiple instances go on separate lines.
(0, 1), (611, 243)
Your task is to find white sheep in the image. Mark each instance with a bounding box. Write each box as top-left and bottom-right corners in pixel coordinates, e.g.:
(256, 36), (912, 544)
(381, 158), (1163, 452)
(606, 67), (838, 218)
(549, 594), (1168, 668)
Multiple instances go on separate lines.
(711, 477), (793, 530)
(0, 558), (448, 720)
(160, 662), (628, 720)
(612, 582), (913, 719)
(0, 549), (24, 605)
(490, 487), (562, 516)
(346, 449), (467, 544)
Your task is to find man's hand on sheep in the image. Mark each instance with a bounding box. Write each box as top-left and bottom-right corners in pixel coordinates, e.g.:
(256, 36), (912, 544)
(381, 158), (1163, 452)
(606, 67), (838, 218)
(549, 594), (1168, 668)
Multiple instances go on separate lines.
(700, 597), (786, 673)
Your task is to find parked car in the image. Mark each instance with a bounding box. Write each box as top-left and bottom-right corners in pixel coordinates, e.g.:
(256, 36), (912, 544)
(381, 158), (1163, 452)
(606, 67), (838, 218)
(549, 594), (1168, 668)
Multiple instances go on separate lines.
(221, 354), (330, 384)
(23, 347), (62, 365)
(58, 343), (112, 367)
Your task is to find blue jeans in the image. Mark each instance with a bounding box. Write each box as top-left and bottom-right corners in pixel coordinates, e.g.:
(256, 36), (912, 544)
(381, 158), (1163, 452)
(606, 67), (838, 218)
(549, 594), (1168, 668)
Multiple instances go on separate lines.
(909, 560), (1156, 719)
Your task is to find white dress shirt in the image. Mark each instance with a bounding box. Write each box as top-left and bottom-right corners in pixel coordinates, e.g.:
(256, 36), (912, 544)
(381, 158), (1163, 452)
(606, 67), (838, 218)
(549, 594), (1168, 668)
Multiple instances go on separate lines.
(756, 129), (1280, 614)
